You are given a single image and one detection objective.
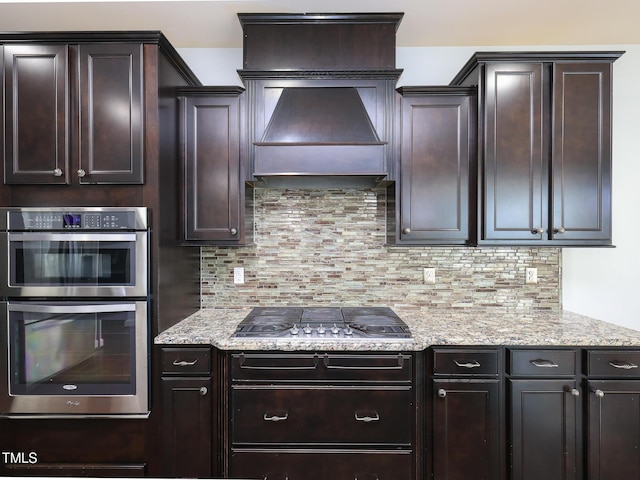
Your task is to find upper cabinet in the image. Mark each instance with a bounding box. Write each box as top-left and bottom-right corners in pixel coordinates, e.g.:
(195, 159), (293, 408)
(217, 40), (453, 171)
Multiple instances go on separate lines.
(3, 41), (144, 185)
(391, 86), (476, 245)
(179, 87), (251, 245)
(451, 52), (623, 246)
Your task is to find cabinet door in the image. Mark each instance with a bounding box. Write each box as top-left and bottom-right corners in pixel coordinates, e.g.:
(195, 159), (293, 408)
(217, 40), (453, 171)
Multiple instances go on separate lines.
(78, 43), (143, 184)
(509, 379), (580, 480)
(399, 93), (471, 244)
(161, 377), (212, 478)
(3, 44), (69, 184)
(182, 94), (241, 243)
(483, 63), (548, 241)
(432, 379), (501, 480)
(587, 380), (640, 480)
(551, 62), (612, 242)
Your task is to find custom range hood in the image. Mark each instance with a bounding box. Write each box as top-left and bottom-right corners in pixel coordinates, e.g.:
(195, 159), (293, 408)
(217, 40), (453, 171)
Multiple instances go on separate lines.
(238, 13), (403, 188)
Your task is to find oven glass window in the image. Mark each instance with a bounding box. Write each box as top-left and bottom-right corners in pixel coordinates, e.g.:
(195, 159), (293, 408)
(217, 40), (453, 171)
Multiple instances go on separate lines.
(9, 306), (137, 396)
(11, 240), (135, 287)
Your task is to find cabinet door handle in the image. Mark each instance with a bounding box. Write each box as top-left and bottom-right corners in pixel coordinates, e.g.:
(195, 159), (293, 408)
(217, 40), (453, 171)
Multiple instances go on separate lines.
(570, 388), (580, 397)
(609, 360), (639, 370)
(454, 360), (481, 369)
(263, 412), (288, 422)
(355, 411), (380, 423)
(77, 168), (86, 178)
(554, 227), (566, 234)
(53, 168), (63, 177)
(438, 389), (447, 398)
(594, 389), (605, 398)
(531, 227), (545, 234)
(199, 386), (208, 396)
(530, 359), (559, 368)
(230, 228), (238, 235)
(172, 359), (198, 367)
(402, 227), (411, 234)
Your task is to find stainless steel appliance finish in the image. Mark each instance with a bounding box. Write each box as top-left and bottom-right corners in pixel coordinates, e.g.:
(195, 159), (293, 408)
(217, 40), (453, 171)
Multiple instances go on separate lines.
(0, 301), (148, 417)
(0, 207), (150, 418)
(233, 307), (412, 340)
(0, 207), (148, 298)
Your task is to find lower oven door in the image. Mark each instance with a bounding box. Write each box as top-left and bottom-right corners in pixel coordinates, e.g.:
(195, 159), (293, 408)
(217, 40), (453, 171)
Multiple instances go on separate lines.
(0, 301), (148, 417)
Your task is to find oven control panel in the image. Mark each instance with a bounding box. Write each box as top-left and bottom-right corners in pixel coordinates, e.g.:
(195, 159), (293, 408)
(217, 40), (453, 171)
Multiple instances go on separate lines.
(5, 208), (147, 231)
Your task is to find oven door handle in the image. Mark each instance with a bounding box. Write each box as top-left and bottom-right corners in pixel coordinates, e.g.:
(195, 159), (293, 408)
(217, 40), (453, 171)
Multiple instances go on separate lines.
(8, 232), (138, 242)
(7, 303), (137, 314)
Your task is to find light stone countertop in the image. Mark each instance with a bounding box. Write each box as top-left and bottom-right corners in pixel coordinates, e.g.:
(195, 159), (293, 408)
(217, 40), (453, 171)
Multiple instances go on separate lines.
(154, 307), (640, 351)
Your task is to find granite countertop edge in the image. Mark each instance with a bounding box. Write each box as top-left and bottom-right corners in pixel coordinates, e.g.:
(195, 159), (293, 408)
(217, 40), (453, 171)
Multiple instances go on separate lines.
(154, 307), (640, 351)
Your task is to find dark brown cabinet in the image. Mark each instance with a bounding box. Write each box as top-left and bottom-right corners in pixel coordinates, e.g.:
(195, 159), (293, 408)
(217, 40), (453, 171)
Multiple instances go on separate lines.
(507, 349), (581, 480)
(430, 348), (502, 480)
(392, 87), (475, 245)
(179, 87), (249, 245)
(160, 347), (214, 478)
(3, 42), (144, 185)
(228, 351), (417, 480)
(586, 350), (640, 480)
(451, 52), (623, 246)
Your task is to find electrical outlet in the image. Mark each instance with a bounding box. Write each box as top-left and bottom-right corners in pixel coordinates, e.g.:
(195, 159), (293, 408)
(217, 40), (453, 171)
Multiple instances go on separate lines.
(525, 267), (538, 284)
(234, 267), (245, 285)
(423, 267), (436, 284)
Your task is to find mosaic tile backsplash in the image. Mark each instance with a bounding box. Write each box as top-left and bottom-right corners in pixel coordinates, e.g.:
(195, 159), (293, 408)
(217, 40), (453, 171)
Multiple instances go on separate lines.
(201, 189), (561, 310)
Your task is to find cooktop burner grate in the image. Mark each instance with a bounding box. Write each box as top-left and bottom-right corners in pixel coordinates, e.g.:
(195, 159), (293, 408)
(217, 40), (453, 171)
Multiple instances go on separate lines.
(233, 306), (412, 340)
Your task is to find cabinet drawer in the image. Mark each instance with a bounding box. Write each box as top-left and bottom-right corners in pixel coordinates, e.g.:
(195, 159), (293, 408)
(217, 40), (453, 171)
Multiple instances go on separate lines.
(231, 352), (412, 383)
(161, 347), (211, 375)
(433, 349), (499, 376)
(508, 349), (576, 376)
(230, 449), (412, 480)
(232, 386), (413, 445)
(587, 350), (640, 377)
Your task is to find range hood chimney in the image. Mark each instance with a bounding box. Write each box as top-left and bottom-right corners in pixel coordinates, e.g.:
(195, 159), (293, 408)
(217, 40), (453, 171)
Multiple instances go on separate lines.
(238, 13), (403, 188)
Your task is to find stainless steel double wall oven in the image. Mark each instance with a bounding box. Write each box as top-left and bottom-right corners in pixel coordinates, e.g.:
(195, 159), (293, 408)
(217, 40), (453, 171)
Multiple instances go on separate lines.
(0, 207), (149, 417)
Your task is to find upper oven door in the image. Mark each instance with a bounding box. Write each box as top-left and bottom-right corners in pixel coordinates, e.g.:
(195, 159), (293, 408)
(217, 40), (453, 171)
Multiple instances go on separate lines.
(0, 231), (148, 298)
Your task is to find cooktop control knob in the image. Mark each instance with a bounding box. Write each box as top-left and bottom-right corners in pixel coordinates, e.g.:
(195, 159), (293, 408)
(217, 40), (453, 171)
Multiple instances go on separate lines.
(331, 324), (340, 334)
(303, 324), (312, 335)
(344, 325), (353, 336)
(317, 325), (326, 335)
(290, 325), (300, 335)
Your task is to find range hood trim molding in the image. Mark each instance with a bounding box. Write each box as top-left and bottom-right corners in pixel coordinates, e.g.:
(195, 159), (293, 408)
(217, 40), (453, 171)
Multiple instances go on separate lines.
(238, 69), (404, 81)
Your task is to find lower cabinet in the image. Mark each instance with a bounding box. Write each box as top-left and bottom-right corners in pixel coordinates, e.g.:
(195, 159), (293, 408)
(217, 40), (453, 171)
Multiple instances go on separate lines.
(230, 450), (413, 480)
(586, 350), (640, 480)
(160, 346), (214, 478)
(507, 349), (581, 480)
(430, 348), (502, 480)
(228, 351), (417, 480)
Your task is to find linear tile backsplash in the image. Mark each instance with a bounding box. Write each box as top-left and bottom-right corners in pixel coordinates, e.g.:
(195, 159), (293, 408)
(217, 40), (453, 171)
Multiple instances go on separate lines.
(201, 189), (561, 310)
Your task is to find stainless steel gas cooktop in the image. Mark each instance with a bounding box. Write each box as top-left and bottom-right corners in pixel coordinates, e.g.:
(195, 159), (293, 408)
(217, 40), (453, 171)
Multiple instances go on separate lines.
(232, 307), (412, 341)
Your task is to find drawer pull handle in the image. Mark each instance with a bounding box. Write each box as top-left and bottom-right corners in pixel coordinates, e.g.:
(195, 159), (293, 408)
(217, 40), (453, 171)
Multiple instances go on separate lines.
(438, 389), (447, 398)
(173, 359), (198, 367)
(609, 360), (639, 370)
(594, 389), (605, 398)
(199, 386), (208, 396)
(570, 388), (580, 397)
(355, 411), (380, 423)
(263, 412), (288, 422)
(454, 360), (481, 369)
(530, 359), (559, 368)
